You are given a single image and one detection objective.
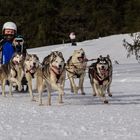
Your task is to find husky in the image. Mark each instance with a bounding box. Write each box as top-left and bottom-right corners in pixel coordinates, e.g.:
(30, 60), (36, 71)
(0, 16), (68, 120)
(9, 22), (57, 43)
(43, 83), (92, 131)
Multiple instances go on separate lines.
(24, 54), (40, 101)
(88, 55), (113, 104)
(66, 48), (87, 95)
(37, 51), (66, 106)
(0, 52), (24, 96)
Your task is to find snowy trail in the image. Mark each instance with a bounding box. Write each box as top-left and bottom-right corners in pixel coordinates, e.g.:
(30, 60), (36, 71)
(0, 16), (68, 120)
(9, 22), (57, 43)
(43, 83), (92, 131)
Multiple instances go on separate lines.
(0, 34), (140, 140)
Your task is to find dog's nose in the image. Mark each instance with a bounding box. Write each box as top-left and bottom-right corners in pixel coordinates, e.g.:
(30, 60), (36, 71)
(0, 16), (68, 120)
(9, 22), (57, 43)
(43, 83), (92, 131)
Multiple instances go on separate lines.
(81, 53), (85, 56)
(101, 65), (105, 69)
(59, 65), (62, 68)
(33, 62), (36, 66)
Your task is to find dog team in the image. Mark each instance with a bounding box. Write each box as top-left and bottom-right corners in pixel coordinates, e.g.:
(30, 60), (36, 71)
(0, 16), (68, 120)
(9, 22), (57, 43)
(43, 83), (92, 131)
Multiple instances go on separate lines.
(0, 48), (113, 105)
(0, 21), (113, 105)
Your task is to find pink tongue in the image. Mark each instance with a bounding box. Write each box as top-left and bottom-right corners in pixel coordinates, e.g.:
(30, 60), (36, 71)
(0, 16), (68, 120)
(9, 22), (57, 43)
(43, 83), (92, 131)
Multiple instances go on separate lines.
(30, 69), (34, 73)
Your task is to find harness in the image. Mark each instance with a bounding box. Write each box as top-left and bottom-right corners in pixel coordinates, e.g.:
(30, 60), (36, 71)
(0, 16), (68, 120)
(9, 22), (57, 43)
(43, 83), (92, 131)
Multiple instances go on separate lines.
(42, 64), (65, 83)
(94, 71), (109, 85)
(50, 65), (65, 83)
(25, 66), (38, 78)
(66, 63), (86, 78)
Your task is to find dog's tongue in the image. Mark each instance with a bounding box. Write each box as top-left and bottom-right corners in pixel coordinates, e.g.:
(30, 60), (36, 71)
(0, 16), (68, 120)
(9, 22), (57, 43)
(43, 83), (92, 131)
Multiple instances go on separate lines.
(30, 66), (36, 73)
(30, 69), (35, 73)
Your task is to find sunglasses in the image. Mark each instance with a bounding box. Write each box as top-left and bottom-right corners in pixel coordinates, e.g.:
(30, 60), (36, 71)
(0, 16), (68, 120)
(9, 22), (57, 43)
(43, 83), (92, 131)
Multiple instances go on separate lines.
(15, 38), (24, 42)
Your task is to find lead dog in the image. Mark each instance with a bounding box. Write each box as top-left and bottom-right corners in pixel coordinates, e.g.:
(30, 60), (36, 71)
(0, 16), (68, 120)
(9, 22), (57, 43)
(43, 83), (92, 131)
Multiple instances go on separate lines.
(24, 54), (40, 101)
(66, 48), (87, 95)
(37, 51), (66, 105)
(0, 52), (24, 96)
(88, 55), (112, 103)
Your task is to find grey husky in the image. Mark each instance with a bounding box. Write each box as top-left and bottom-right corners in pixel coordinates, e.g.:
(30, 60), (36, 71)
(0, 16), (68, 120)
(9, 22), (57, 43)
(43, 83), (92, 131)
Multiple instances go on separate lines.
(0, 52), (24, 96)
(37, 51), (66, 106)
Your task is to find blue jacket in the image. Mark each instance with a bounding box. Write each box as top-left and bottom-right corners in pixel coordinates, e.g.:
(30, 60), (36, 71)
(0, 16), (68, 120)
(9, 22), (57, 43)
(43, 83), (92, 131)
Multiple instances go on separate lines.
(1, 40), (15, 64)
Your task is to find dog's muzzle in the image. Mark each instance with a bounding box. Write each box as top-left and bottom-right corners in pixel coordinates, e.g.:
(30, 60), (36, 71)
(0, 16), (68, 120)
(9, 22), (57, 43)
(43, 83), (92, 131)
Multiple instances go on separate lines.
(99, 67), (108, 76)
(51, 65), (62, 74)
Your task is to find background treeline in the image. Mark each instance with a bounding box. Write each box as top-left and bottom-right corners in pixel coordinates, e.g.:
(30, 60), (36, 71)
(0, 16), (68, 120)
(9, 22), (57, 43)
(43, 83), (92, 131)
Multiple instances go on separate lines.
(0, 0), (140, 48)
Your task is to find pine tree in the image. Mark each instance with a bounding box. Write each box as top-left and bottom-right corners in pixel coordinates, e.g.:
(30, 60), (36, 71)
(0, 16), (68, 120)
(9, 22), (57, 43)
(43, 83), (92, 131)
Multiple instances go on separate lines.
(123, 33), (140, 62)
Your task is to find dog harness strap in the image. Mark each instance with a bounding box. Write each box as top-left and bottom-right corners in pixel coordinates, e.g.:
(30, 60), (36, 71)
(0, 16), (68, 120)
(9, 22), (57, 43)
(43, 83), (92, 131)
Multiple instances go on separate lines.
(94, 72), (109, 85)
(25, 69), (35, 78)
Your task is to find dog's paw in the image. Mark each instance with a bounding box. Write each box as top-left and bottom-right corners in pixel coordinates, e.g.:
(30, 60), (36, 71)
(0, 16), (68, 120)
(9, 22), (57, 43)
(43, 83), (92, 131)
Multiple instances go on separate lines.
(31, 98), (36, 102)
(9, 93), (13, 97)
(18, 85), (22, 92)
(81, 92), (85, 95)
(39, 103), (44, 106)
(2, 94), (6, 97)
(104, 100), (109, 104)
(47, 103), (51, 106)
(108, 93), (112, 97)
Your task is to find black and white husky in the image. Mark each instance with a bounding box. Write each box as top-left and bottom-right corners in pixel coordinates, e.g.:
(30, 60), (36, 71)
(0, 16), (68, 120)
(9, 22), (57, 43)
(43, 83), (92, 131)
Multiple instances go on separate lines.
(88, 55), (112, 104)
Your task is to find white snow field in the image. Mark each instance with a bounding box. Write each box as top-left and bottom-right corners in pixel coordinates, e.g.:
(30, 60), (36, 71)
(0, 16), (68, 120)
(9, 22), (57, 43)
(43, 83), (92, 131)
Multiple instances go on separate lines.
(0, 34), (140, 140)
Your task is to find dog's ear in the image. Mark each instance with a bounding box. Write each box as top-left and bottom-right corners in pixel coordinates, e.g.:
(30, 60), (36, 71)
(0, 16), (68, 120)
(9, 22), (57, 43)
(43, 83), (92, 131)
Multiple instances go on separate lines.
(33, 54), (39, 61)
(80, 48), (84, 51)
(25, 54), (30, 59)
(97, 58), (100, 62)
(107, 54), (110, 58)
(99, 55), (102, 58)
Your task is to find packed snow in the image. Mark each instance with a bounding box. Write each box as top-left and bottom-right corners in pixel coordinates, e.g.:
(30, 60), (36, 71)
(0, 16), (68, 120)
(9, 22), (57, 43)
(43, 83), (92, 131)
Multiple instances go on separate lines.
(0, 34), (140, 140)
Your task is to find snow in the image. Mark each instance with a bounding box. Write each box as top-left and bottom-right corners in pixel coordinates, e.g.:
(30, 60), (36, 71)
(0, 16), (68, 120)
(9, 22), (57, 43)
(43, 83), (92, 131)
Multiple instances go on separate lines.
(0, 34), (140, 140)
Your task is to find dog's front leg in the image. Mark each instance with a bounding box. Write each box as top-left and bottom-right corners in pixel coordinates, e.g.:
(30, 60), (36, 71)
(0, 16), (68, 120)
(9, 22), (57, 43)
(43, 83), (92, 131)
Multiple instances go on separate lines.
(27, 78), (34, 101)
(107, 81), (112, 97)
(9, 81), (13, 96)
(91, 82), (97, 96)
(79, 75), (85, 95)
(69, 77), (78, 94)
(51, 82), (64, 104)
(95, 84), (108, 104)
(37, 76), (44, 105)
(46, 83), (52, 106)
(10, 77), (22, 91)
(2, 79), (6, 97)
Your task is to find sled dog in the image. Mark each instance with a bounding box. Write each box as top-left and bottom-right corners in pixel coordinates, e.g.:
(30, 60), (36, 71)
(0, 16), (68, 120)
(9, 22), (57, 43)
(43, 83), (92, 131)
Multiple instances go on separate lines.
(66, 48), (87, 95)
(0, 52), (24, 96)
(37, 51), (66, 105)
(24, 54), (40, 101)
(88, 55), (113, 103)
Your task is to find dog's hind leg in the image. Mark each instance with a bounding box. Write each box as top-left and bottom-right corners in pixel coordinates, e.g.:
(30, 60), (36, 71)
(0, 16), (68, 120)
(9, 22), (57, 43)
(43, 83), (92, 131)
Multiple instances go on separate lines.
(69, 78), (78, 94)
